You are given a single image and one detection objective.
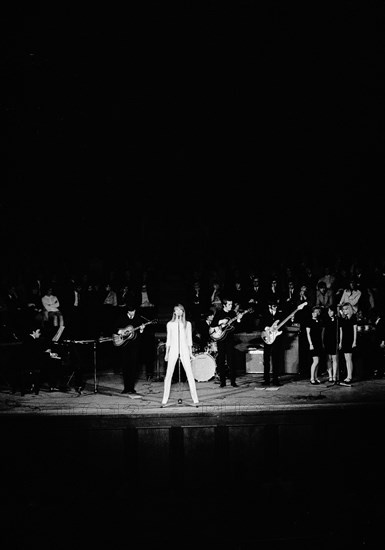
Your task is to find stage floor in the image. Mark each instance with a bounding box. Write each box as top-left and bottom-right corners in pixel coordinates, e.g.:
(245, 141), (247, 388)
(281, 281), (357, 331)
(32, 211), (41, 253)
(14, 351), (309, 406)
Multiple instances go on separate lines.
(1, 368), (385, 416)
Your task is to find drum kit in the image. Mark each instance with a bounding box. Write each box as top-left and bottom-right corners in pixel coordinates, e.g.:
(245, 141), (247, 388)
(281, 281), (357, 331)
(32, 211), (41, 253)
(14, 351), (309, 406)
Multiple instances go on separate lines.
(155, 340), (219, 383)
(191, 340), (218, 382)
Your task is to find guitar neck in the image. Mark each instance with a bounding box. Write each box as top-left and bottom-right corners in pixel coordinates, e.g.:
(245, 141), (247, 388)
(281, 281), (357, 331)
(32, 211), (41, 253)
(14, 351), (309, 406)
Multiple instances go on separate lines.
(133, 319), (154, 332)
(276, 306), (302, 330)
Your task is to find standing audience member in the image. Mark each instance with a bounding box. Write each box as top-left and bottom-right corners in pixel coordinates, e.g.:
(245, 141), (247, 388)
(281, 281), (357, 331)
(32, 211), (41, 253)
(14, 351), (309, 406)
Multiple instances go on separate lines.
(339, 302), (358, 384)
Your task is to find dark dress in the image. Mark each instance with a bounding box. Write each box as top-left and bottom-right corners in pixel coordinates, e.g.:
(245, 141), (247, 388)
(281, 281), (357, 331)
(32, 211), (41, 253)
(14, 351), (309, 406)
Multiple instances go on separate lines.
(339, 314), (357, 353)
(323, 316), (338, 355)
(306, 318), (324, 357)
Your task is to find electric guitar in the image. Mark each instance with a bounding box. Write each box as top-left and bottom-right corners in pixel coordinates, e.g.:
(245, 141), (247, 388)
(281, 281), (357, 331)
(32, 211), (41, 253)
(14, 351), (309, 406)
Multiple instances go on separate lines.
(261, 302), (307, 345)
(112, 319), (158, 347)
(209, 308), (253, 341)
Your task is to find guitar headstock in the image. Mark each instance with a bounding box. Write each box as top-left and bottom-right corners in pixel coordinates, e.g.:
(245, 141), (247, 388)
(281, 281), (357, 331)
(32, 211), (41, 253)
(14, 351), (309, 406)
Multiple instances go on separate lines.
(297, 301), (308, 310)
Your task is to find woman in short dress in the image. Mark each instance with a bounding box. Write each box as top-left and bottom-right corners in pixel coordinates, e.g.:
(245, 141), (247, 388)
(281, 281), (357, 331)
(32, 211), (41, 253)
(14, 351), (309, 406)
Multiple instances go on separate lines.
(306, 306), (324, 385)
(323, 305), (339, 383)
(339, 302), (357, 383)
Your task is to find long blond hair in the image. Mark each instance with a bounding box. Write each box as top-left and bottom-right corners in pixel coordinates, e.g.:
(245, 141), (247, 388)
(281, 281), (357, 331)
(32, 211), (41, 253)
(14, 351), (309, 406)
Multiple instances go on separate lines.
(341, 302), (354, 319)
(171, 303), (187, 328)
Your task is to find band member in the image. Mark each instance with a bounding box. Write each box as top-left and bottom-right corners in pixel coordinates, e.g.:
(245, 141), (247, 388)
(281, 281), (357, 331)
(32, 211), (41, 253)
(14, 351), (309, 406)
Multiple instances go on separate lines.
(259, 300), (283, 387)
(111, 300), (145, 396)
(210, 298), (242, 387)
(193, 309), (215, 353)
(369, 308), (385, 379)
(161, 304), (199, 407)
(11, 323), (63, 395)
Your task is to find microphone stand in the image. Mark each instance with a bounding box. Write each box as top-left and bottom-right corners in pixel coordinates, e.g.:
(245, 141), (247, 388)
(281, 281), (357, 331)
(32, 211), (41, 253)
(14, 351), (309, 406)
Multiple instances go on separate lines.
(177, 318), (183, 404)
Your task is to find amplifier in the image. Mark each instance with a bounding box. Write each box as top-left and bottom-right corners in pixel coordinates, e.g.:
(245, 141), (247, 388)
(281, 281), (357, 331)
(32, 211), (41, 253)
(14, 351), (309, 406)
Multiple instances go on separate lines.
(245, 348), (264, 373)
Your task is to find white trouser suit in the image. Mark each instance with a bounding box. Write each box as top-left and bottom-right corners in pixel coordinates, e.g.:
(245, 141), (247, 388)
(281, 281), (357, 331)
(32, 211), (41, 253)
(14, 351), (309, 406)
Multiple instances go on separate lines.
(162, 320), (199, 404)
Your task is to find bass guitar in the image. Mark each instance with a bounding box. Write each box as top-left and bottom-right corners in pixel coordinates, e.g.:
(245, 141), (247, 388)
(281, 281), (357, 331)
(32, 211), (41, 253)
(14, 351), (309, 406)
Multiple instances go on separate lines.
(209, 308), (253, 341)
(112, 319), (158, 347)
(261, 302), (307, 345)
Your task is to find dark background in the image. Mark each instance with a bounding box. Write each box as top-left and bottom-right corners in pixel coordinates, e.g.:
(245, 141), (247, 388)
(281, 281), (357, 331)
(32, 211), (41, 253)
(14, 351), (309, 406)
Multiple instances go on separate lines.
(2, 1), (384, 269)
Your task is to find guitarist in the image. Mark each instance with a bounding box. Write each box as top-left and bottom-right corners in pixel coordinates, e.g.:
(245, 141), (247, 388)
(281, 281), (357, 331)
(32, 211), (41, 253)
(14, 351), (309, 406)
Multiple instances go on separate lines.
(111, 300), (146, 396)
(211, 298), (242, 388)
(260, 300), (283, 387)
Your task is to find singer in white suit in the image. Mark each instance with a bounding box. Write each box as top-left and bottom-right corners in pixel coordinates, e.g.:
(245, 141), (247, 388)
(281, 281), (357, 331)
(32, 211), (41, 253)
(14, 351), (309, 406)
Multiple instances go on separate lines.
(161, 304), (199, 406)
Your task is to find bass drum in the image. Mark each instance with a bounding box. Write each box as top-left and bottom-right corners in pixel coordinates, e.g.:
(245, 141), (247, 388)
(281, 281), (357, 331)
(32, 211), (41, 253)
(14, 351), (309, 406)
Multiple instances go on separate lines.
(191, 353), (216, 382)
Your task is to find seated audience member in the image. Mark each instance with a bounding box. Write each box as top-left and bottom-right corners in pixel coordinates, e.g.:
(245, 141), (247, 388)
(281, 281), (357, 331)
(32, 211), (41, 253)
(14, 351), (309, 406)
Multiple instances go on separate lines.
(101, 282), (118, 334)
(338, 278), (362, 315)
(187, 280), (209, 327)
(281, 279), (298, 320)
(315, 281), (335, 319)
(247, 275), (265, 330)
(136, 280), (158, 381)
(231, 279), (250, 313)
(264, 276), (282, 308)
(317, 265), (337, 291)
(41, 286), (65, 338)
(209, 280), (223, 313)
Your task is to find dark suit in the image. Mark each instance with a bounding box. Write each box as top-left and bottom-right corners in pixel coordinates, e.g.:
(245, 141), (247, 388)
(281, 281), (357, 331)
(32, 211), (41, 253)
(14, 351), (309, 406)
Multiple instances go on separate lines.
(260, 307), (284, 385)
(112, 311), (144, 392)
(187, 286), (210, 326)
(371, 316), (385, 378)
(211, 309), (239, 386)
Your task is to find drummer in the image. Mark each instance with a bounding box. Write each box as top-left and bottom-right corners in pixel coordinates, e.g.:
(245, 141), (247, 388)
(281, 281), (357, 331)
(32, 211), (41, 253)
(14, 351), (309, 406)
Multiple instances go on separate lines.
(193, 309), (215, 353)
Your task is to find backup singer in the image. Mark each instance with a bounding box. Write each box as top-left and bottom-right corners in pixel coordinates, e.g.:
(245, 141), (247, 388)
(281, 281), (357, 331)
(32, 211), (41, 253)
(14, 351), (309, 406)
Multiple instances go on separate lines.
(339, 302), (357, 384)
(306, 306), (324, 385)
(161, 304), (199, 407)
